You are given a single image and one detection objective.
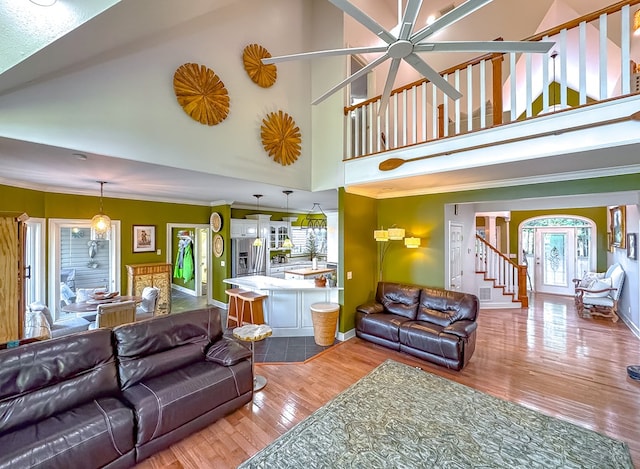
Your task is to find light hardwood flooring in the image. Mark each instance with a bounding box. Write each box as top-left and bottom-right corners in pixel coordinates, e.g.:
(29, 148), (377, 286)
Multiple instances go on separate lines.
(137, 293), (640, 468)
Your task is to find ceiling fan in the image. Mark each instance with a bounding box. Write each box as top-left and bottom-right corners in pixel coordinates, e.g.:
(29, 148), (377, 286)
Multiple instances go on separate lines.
(262, 0), (554, 114)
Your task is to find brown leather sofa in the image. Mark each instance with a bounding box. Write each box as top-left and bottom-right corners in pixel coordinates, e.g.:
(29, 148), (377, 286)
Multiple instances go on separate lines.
(356, 282), (479, 370)
(0, 308), (252, 469)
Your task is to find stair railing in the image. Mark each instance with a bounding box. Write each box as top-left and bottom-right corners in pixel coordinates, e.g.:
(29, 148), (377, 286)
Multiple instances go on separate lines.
(344, 0), (640, 159)
(475, 235), (528, 307)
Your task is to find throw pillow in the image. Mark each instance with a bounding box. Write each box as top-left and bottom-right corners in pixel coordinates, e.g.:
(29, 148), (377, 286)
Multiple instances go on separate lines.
(206, 338), (251, 366)
(578, 272), (599, 288)
(587, 278), (612, 297)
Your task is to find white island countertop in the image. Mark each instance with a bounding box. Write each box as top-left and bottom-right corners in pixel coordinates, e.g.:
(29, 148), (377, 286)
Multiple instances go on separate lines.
(223, 275), (341, 291)
(222, 276), (341, 337)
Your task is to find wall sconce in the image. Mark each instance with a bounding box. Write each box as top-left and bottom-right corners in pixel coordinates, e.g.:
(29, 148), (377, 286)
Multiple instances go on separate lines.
(634, 10), (640, 36)
(404, 237), (421, 248)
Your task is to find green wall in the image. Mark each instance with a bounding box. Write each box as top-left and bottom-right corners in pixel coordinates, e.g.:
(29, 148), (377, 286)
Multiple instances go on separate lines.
(0, 184), (211, 298)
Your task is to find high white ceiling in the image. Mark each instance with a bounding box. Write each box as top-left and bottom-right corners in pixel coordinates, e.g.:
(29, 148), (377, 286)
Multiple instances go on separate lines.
(0, 0), (632, 211)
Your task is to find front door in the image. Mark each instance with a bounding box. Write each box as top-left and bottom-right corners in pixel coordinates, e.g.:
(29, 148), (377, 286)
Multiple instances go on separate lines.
(449, 222), (463, 291)
(535, 228), (575, 296)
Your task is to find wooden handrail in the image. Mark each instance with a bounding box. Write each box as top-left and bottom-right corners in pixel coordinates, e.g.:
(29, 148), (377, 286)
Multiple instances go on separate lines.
(476, 235), (528, 308)
(343, 0), (640, 115)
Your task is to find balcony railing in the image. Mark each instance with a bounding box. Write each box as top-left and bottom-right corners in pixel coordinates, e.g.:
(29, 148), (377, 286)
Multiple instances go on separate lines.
(344, 0), (640, 160)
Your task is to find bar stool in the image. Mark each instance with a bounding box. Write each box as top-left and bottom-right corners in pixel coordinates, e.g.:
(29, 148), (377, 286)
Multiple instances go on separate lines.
(236, 291), (268, 325)
(225, 288), (249, 328)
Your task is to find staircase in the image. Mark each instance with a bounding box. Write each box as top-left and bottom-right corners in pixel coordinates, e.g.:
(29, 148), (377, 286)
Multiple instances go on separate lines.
(475, 235), (528, 308)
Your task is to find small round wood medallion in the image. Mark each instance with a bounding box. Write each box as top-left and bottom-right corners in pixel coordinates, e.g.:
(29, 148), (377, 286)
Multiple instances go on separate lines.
(260, 110), (301, 166)
(243, 44), (277, 88)
(173, 63), (230, 126)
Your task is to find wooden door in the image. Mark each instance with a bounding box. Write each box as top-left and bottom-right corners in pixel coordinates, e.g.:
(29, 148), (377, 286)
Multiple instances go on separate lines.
(0, 213), (28, 342)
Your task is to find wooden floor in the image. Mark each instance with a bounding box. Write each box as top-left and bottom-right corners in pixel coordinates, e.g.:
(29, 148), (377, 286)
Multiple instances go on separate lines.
(137, 294), (640, 468)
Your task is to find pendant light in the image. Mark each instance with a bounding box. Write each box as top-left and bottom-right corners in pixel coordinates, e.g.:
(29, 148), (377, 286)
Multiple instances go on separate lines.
(91, 181), (111, 239)
(282, 190), (294, 249)
(252, 194), (263, 247)
(302, 203), (327, 232)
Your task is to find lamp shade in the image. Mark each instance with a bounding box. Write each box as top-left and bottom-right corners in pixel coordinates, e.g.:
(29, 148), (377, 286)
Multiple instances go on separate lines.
(374, 229), (389, 241)
(253, 237), (263, 247)
(404, 237), (420, 248)
(282, 237), (294, 249)
(91, 213), (111, 236)
(388, 227), (405, 240)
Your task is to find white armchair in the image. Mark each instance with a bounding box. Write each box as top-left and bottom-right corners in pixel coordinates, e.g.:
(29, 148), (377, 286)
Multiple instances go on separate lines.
(574, 263), (625, 322)
(136, 286), (160, 320)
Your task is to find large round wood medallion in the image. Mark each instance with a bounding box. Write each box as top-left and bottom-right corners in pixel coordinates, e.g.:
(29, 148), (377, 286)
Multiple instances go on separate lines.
(243, 44), (277, 88)
(173, 63), (230, 126)
(260, 110), (301, 166)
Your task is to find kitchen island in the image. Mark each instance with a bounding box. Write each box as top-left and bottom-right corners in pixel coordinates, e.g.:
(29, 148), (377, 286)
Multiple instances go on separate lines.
(223, 276), (341, 337)
(284, 267), (335, 280)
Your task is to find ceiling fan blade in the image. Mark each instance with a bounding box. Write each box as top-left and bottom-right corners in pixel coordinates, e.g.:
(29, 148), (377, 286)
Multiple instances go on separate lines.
(413, 41), (554, 54)
(411, 0), (493, 44)
(404, 53), (463, 100)
(312, 54), (390, 105)
(398, 0), (423, 40)
(262, 46), (388, 64)
(378, 58), (402, 116)
(328, 0), (396, 44)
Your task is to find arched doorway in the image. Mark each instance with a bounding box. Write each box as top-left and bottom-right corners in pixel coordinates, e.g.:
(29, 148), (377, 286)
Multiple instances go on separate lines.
(519, 216), (596, 296)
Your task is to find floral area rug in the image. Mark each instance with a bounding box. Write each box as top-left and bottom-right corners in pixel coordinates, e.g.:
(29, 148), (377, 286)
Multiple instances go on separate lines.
(238, 359), (633, 468)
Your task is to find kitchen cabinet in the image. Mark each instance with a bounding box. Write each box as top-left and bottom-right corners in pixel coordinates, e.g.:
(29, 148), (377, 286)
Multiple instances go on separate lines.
(126, 263), (171, 315)
(231, 219), (258, 238)
(269, 222), (290, 249)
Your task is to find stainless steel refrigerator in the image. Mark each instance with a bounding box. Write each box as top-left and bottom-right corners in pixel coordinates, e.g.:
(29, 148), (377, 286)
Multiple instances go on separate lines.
(231, 238), (267, 277)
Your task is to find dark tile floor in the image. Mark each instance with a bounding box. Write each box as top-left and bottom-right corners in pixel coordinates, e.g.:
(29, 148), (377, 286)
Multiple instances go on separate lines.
(252, 336), (338, 363)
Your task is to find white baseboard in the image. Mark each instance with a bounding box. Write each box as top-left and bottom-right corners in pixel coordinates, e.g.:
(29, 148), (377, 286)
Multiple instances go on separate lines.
(171, 284), (196, 296)
(479, 301), (524, 309)
(338, 328), (356, 341)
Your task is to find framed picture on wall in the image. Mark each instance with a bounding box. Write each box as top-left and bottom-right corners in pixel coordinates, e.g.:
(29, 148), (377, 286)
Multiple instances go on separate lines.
(133, 225), (156, 253)
(609, 206), (626, 249)
(628, 233), (637, 260)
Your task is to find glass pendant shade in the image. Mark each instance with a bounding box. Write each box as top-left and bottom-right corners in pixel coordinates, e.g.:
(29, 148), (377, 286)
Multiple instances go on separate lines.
(91, 181), (111, 237)
(91, 213), (111, 235)
(282, 237), (294, 249)
(253, 237), (263, 247)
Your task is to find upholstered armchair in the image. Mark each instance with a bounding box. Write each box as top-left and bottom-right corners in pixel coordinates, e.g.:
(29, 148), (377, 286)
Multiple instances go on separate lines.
(135, 286), (160, 320)
(90, 301), (137, 329)
(574, 263), (625, 322)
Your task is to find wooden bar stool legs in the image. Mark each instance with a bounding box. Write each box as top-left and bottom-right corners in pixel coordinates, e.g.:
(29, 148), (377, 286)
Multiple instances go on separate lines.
(225, 288), (248, 329)
(236, 291), (268, 325)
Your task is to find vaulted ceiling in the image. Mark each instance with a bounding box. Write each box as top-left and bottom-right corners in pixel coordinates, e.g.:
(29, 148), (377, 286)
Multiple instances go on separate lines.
(0, 0), (630, 210)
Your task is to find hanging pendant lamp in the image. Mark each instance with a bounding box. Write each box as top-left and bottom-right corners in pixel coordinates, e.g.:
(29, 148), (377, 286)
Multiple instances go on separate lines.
(91, 181), (111, 238)
(282, 190), (294, 249)
(252, 194), (263, 247)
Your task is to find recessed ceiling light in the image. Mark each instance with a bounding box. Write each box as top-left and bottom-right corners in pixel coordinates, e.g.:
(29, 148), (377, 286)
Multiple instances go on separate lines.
(29, 0), (57, 6)
(72, 153), (87, 161)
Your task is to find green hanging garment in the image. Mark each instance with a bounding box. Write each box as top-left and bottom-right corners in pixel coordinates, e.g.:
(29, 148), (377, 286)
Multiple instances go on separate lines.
(182, 240), (194, 283)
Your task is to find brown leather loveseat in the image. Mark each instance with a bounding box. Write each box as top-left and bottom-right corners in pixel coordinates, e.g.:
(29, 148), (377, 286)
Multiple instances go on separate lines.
(0, 308), (252, 469)
(356, 282), (479, 370)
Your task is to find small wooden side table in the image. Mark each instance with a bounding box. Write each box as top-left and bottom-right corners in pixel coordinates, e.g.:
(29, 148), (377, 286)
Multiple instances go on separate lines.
(233, 324), (273, 392)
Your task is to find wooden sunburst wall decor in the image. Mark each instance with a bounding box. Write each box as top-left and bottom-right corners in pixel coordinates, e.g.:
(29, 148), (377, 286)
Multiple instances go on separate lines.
(243, 44), (277, 88)
(173, 63), (230, 126)
(260, 110), (301, 166)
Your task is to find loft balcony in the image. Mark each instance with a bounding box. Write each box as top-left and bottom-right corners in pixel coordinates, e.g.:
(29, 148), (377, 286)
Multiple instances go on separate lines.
(343, 0), (640, 198)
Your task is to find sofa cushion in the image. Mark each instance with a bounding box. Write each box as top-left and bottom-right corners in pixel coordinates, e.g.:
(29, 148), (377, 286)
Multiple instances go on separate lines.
(0, 328), (119, 434)
(416, 287), (479, 326)
(113, 308), (223, 389)
(376, 282), (421, 320)
(399, 321), (462, 359)
(0, 397), (135, 469)
(356, 312), (411, 343)
(206, 337), (251, 366)
(122, 360), (252, 446)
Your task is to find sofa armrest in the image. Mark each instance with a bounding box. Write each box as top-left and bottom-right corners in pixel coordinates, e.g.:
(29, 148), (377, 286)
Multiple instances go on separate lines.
(205, 337), (251, 366)
(443, 320), (477, 339)
(356, 302), (384, 315)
